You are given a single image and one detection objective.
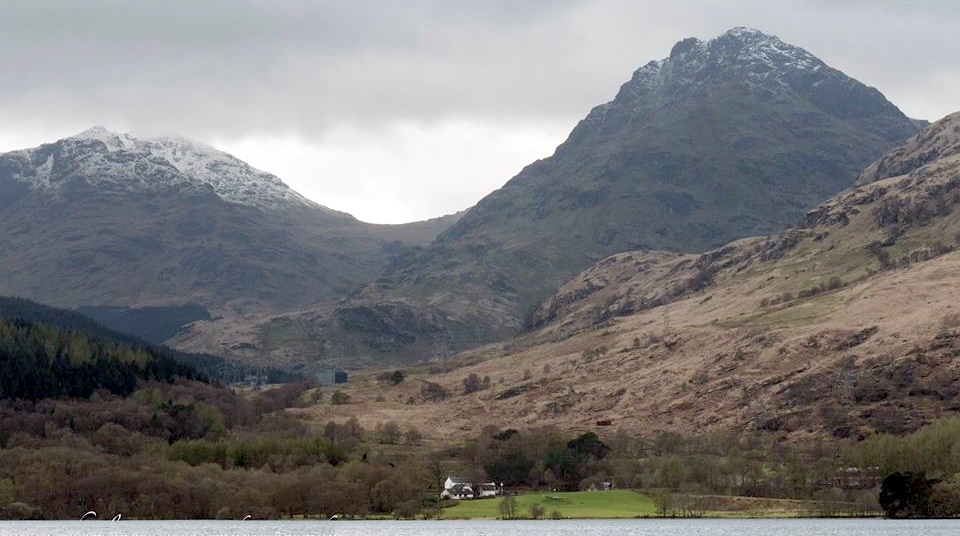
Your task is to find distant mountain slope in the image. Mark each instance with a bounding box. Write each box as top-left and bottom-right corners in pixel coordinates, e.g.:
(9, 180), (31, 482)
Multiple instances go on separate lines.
(330, 27), (922, 358)
(304, 112), (960, 439)
(0, 128), (457, 313)
(76, 303), (212, 344)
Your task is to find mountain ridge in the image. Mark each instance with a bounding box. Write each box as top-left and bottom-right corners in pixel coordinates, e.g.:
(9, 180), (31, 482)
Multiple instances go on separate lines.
(2, 126), (355, 213)
(0, 129), (460, 313)
(856, 111), (960, 185)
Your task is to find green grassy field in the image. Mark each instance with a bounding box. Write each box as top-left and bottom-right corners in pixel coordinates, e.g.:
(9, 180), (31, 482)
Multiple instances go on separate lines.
(440, 490), (656, 519)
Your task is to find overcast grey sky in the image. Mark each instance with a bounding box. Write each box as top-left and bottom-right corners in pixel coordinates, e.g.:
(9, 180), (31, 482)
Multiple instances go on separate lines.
(1, 0), (958, 223)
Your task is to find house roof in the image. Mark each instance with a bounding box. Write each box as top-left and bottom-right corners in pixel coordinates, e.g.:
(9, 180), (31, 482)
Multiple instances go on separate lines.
(449, 483), (473, 495)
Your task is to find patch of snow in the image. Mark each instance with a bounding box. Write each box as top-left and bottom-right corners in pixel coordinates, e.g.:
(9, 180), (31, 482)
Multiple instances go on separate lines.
(74, 125), (138, 152)
(605, 27), (830, 114)
(708, 27), (823, 76)
(1, 128), (317, 210)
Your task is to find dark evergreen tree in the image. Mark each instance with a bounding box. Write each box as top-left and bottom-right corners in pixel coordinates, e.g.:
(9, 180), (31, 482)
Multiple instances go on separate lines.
(484, 452), (534, 486)
(880, 472), (937, 518)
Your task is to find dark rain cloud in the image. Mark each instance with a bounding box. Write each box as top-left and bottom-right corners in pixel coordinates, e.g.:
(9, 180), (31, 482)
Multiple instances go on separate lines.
(1, 0), (958, 140)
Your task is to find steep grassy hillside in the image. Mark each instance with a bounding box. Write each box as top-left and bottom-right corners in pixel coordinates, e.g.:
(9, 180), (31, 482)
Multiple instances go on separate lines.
(292, 113), (960, 440)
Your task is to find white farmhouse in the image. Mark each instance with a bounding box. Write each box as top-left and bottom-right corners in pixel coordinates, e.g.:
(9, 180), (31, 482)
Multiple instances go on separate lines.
(440, 476), (502, 500)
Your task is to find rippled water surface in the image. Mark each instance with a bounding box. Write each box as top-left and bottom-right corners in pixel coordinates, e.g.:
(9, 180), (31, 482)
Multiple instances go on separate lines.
(1, 518), (959, 536)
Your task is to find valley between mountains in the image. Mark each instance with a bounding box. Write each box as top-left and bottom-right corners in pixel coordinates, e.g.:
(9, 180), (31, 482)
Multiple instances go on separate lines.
(2, 28), (958, 441)
(172, 27), (924, 371)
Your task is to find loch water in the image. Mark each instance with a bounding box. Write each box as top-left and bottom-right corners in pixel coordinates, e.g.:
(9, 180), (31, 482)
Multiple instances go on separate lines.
(1, 518), (959, 536)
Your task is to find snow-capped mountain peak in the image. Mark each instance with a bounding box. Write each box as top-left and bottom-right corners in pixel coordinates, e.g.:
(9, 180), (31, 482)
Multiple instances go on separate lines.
(1, 127), (315, 210)
(73, 125), (139, 151)
(709, 27), (822, 72)
(573, 27), (907, 161)
(577, 26), (896, 127)
(639, 27), (825, 95)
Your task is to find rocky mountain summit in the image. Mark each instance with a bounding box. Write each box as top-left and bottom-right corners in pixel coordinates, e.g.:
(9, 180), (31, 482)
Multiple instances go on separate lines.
(322, 27), (922, 361)
(610, 27), (896, 118)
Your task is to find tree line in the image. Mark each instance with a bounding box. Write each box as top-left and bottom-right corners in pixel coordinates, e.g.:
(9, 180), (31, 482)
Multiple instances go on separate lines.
(0, 379), (442, 519)
(6, 373), (960, 519)
(0, 296), (292, 385)
(0, 319), (200, 400)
